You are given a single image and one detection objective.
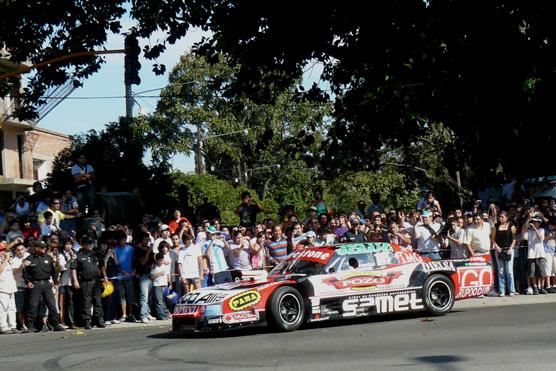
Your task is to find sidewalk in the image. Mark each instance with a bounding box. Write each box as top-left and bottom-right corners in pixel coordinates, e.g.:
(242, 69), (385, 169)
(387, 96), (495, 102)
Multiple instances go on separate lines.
(454, 292), (556, 310)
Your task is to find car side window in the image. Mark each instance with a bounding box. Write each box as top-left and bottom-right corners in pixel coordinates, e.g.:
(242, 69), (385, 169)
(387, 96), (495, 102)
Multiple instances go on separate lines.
(336, 253), (376, 272)
(373, 251), (399, 267)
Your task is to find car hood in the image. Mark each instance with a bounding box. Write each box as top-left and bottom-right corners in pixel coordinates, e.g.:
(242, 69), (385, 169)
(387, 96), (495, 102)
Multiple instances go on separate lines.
(178, 279), (283, 306)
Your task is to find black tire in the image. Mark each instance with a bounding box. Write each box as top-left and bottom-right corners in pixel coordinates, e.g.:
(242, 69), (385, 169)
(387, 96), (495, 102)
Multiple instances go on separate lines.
(267, 286), (305, 332)
(422, 274), (455, 316)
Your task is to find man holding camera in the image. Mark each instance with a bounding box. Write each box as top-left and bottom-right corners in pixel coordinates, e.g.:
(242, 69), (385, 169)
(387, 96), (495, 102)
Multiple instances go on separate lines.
(414, 210), (442, 260)
(235, 191), (263, 229)
(0, 242), (18, 334)
(203, 226), (232, 285)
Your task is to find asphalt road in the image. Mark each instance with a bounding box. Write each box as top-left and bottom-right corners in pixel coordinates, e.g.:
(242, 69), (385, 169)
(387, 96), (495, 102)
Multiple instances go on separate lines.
(1, 302), (555, 371)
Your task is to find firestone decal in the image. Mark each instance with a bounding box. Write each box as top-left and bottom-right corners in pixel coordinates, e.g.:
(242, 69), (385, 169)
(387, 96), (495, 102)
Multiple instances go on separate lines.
(289, 248), (334, 263)
(228, 290), (262, 311)
(336, 242), (394, 256)
(323, 271), (402, 291)
(342, 290), (424, 317)
(421, 261), (456, 272)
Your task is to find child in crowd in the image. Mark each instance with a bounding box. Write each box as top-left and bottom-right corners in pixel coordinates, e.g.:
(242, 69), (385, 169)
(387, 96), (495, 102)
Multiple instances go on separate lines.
(150, 253), (171, 320)
(41, 211), (59, 237)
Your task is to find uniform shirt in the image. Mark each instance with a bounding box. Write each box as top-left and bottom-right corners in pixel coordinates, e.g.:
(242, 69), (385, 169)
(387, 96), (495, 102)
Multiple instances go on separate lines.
(0, 259), (17, 294)
(23, 253), (59, 284)
(11, 253), (30, 288)
(70, 250), (102, 280)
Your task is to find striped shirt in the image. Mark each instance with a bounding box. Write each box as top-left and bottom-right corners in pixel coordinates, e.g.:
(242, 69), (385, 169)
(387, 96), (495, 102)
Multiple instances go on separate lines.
(267, 239), (288, 264)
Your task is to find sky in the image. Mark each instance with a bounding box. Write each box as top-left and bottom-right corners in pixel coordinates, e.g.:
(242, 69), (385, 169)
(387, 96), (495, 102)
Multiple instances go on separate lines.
(38, 18), (325, 173)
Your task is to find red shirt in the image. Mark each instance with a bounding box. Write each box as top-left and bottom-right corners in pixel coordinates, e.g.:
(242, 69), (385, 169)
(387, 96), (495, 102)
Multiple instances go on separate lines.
(168, 217), (192, 233)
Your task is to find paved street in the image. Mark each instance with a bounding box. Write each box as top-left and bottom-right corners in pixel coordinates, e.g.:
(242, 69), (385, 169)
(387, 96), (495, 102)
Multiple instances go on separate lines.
(1, 297), (555, 371)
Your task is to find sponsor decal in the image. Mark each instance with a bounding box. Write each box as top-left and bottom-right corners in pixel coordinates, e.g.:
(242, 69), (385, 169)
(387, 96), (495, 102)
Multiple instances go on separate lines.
(323, 271), (402, 291)
(228, 290), (262, 311)
(342, 290), (424, 317)
(288, 248), (334, 263)
(421, 261), (456, 272)
(395, 250), (424, 264)
(181, 291), (229, 305)
(456, 266), (493, 299)
(208, 317), (223, 325)
(174, 305), (199, 315)
(336, 242), (394, 256)
(223, 311), (260, 324)
(255, 282), (281, 292)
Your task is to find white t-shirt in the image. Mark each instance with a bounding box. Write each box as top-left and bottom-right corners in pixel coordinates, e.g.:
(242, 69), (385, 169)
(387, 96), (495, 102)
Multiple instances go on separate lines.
(59, 253), (73, 286)
(415, 222), (441, 252)
(150, 264), (168, 287)
(11, 253), (30, 288)
(178, 244), (203, 279)
(524, 228), (546, 259)
(153, 237), (172, 254)
(0, 259), (17, 294)
(464, 223), (491, 254)
(169, 249), (181, 283)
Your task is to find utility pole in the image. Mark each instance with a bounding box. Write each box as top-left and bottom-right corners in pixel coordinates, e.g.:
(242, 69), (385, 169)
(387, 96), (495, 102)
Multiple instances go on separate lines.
(194, 124), (204, 175)
(124, 35), (141, 118)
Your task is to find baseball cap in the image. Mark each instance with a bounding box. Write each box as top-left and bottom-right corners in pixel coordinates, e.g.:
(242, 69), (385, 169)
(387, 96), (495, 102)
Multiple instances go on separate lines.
(308, 206), (317, 212)
(306, 231), (317, 238)
(351, 218), (361, 224)
(531, 216), (542, 223)
(206, 226), (219, 234)
(359, 218), (367, 224)
(34, 240), (47, 249)
(159, 224), (170, 231)
(421, 210), (432, 217)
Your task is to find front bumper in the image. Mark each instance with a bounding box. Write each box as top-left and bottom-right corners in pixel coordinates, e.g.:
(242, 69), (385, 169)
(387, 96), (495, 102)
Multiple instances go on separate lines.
(172, 311), (267, 332)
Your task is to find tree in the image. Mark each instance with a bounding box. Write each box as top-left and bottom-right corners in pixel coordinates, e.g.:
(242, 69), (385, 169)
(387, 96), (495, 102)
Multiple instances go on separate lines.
(145, 54), (331, 200)
(48, 118), (174, 214)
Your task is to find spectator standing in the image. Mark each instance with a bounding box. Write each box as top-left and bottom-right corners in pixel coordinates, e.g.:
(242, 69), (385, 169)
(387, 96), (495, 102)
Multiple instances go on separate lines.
(22, 241), (65, 332)
(387, 222), (412, 249)
(354, 201), (367, 219)
(492, 211), (517, 296)
(235, 191), (262, 229)
(249, 233), (266, 269)
(135, 232), (155, 323)
(168, 209), (192, 234)
(70, 238), (105, 329)
(446, 217), (468, 258)
(150, 253), (170, 320)
(344, 218), (366, 243)
(6, 222), (23, 243)
(463, 213), (492, 256)
(177, 235), (203, 294)
(0, 243), (18, 334)
(38, 199), (79, 228)
(543, 219), (556, 293)
(60, 190), (79, 233)
(267, 225), (288, 266)
(522, 216), (548, 295)
(153, 224), (171, 254)
(367, 193), (385, 215)
(20, 215), (39, 241)
(309, 188), (330, 217)
(114, 232), (135, 322)
(203, 227), (232, 285)
(11, 242), (30, 332)
(414, 210), (442, 260)
(13, 195), (30, 217)
(71, 154), (96, 215)
(59, 240), (76, 328)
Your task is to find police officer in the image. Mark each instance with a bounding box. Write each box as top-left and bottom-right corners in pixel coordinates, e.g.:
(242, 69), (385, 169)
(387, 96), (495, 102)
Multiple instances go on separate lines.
(22, 241), (65, 332)
(71, 238), (105, 329)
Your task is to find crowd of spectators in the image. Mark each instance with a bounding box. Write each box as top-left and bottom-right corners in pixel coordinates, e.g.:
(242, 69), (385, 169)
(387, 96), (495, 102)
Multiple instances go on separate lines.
(1, 171), (555, 335)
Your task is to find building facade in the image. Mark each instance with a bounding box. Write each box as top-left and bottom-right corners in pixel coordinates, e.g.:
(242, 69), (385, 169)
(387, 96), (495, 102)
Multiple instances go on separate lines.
(1, 56), (71, 208)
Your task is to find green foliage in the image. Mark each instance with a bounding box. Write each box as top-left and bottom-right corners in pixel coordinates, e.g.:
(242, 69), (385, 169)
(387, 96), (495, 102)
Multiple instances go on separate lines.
(325, 171), (420, 214)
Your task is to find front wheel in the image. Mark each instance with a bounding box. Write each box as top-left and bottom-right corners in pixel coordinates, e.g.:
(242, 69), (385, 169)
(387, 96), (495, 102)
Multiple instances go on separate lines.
(422, 274), (455, 316)
(267, 286), (305, 332)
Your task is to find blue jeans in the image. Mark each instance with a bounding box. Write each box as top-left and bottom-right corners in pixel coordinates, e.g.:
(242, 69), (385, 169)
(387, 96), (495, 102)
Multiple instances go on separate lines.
(138, 276), (153, 320)
(497, 251), (516, 294)
(153, 286), (169, 319)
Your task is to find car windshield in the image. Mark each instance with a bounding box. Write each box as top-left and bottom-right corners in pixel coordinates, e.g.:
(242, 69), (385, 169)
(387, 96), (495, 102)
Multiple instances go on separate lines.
(270, 259), (325, 276)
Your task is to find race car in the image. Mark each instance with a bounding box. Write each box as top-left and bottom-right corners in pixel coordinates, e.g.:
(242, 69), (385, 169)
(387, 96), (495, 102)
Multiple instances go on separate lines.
(172, 242), (493, 332)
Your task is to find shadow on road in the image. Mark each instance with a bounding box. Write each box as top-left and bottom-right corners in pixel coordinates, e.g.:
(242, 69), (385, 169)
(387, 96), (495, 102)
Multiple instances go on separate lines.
(147, 310), (447, 339)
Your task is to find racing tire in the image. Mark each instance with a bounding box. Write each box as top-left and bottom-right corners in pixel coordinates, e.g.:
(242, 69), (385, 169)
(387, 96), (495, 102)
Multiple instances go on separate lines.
(422, 274), (455, 316)
(267, 286), (305, 332)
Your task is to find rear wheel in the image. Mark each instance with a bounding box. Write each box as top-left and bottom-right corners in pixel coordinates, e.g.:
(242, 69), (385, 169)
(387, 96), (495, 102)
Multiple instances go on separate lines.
(422, 274), (455, 316)
(267, 286), (305, 332)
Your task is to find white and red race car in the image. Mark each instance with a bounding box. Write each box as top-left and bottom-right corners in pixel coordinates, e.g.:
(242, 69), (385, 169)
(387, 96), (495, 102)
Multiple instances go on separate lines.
(172, 242), (493, 332)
